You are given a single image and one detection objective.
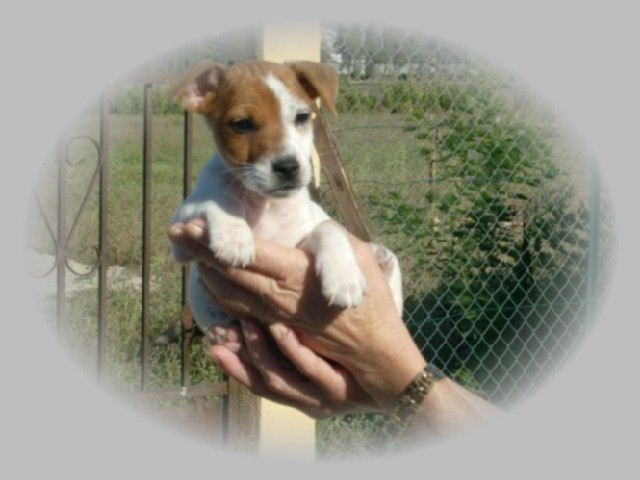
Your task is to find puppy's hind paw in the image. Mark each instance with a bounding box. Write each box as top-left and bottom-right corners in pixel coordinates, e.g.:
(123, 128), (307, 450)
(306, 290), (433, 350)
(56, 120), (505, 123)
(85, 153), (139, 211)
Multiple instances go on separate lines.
(370, 242), (401, 277)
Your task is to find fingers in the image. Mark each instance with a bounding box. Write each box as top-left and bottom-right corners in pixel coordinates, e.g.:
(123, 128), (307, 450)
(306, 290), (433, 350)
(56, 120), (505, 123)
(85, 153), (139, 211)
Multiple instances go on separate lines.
(208, 344), (286, 404)
(239, 321), (328, 408)
(170, 220), (314, 320)
(205, 324), (244, 354)
(208, 330), (335, 418)
(168, 221), (216, 263)
(197, 264), (290, 324)
(171, 219), (392, 412)
(268, 323), (371, 407)
(204, 239), (314, 317)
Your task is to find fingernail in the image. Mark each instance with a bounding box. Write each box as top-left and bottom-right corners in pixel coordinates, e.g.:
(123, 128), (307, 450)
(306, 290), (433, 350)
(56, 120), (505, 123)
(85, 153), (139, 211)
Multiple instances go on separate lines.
(204, 326), (226, 346)
(168, 223), (184, 237)
(240, 320), (257, 339)
(225, 343), (242, 354)
(269, 323), (289, 340)
(185, 222), (205, 240)
(212, 326), (226, 337)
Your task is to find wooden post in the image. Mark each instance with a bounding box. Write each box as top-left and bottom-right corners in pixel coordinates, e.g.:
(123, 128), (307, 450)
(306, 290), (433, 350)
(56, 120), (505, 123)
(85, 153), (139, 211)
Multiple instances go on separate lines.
(254, 22), (320, 460)
(260, 23), (322, 64)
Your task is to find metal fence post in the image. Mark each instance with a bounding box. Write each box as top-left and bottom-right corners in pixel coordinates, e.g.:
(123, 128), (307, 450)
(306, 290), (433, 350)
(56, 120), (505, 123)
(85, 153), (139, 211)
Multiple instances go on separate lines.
(585, 161), (601, 327)
(97, 91), (110, 381)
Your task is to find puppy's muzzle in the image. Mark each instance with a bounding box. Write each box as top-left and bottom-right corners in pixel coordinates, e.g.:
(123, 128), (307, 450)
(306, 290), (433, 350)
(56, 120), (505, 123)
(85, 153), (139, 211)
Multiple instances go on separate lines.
(272, 156), (300, 183)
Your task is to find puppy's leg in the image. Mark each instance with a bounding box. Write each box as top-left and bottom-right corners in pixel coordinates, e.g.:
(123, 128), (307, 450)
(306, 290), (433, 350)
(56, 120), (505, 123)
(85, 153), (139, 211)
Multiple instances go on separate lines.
(299, 221), (367, 308)
(202, 204), (255, 268)
(171, 200), (255, 268)
(370, 243), (403, 315)
(187, 267), (236, 334)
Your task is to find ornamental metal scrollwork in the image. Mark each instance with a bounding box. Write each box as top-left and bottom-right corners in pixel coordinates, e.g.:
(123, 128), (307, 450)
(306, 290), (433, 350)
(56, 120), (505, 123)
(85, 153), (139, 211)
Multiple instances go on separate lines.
(29, 134), (106, 279)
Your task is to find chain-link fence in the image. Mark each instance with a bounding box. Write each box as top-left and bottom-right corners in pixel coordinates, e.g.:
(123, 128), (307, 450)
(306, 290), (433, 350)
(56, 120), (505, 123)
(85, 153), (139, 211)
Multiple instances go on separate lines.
(313, 23), (614, 458)
(29, 23), (613, 460)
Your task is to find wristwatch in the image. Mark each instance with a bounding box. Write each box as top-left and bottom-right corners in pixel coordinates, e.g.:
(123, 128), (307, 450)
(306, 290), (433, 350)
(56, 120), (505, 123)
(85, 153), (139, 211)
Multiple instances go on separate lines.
(384, 363), (445, 437)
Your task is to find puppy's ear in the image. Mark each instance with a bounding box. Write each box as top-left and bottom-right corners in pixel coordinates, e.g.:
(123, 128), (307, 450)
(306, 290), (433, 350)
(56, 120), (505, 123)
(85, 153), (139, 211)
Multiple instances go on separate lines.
(288, 61), (339, 115)
(168, 61), (224, 114)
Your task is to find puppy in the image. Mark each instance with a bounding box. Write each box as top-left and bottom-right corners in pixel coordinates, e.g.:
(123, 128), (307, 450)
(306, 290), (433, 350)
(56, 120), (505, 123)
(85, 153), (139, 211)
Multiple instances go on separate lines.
(168, 60), (402, 333)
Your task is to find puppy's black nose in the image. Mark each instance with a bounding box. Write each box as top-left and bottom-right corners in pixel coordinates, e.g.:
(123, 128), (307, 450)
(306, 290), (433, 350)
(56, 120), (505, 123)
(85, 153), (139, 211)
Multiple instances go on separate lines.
(272, 156), (300, 181)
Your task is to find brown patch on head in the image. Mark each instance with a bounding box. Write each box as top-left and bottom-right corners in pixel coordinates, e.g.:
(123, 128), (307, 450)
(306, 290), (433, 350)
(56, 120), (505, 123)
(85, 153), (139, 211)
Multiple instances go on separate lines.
(169, 60), (339, 165)
(208, 63), (282, 166)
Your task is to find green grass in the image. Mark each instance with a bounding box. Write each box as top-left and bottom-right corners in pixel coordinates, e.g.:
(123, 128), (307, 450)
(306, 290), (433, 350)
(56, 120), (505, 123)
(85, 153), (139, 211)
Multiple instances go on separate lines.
(32, 111), (221, 392)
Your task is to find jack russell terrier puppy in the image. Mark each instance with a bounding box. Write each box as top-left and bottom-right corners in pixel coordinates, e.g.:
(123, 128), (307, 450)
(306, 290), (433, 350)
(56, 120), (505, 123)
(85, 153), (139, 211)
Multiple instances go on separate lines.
(168, 60), (402, 334)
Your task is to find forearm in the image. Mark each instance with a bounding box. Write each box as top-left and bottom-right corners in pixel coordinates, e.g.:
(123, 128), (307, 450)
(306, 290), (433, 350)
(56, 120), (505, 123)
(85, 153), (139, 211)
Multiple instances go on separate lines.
(404, 377), (491, 439)
(448, 378), (503, 418)
(345, 332), (499, 438)
(372, 363), (502, 442)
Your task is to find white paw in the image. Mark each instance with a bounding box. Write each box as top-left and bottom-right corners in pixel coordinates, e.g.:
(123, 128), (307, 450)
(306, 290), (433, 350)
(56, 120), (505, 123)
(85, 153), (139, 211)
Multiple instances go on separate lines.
(209, 219), (255, 267)
(317, 252), (368, 308)
(371, 242), (404, 316)
(370, 243), (396, 274)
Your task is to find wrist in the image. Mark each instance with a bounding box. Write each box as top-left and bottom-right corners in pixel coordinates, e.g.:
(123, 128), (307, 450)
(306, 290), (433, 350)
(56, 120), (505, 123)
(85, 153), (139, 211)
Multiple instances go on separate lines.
(368, 342), (428, 409)
(382, 363), (446, 437)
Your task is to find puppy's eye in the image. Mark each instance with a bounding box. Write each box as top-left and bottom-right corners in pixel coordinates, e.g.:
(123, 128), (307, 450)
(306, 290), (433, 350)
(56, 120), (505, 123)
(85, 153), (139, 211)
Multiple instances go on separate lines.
(229, 118), (255, 134)
(295, 111), (311, 126)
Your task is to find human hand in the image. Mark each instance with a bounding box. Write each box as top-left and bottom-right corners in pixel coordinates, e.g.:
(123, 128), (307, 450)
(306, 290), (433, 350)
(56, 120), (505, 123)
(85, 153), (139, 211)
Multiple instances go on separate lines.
(168, 218), (426, 410)
(207, 318), (377, 418)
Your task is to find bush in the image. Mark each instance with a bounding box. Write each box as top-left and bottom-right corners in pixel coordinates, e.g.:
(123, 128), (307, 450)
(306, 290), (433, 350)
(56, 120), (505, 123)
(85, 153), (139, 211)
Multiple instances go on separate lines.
(367, 74), (590, 403)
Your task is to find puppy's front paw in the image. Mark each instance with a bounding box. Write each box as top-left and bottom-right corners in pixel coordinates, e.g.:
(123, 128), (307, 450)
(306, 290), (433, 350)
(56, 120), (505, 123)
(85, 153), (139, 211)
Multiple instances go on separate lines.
(209, 218), (255, 267)
(316, 251), (368, 308)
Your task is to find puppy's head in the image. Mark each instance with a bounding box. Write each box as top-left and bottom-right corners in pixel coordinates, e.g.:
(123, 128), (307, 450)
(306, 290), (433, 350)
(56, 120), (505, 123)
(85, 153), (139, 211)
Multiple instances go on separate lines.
(169, 60), (338, 198)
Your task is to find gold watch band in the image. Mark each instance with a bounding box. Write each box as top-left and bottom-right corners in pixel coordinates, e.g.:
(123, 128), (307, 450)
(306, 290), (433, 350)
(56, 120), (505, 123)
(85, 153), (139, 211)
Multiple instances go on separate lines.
(384, 363), (445, 437)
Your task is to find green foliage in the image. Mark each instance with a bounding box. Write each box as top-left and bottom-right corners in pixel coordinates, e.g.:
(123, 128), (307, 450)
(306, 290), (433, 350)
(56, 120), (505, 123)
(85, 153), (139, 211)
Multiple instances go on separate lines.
(336, 82), (378, 113)
(367, 74), (591, 402)
(336, 79), (434, 115)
